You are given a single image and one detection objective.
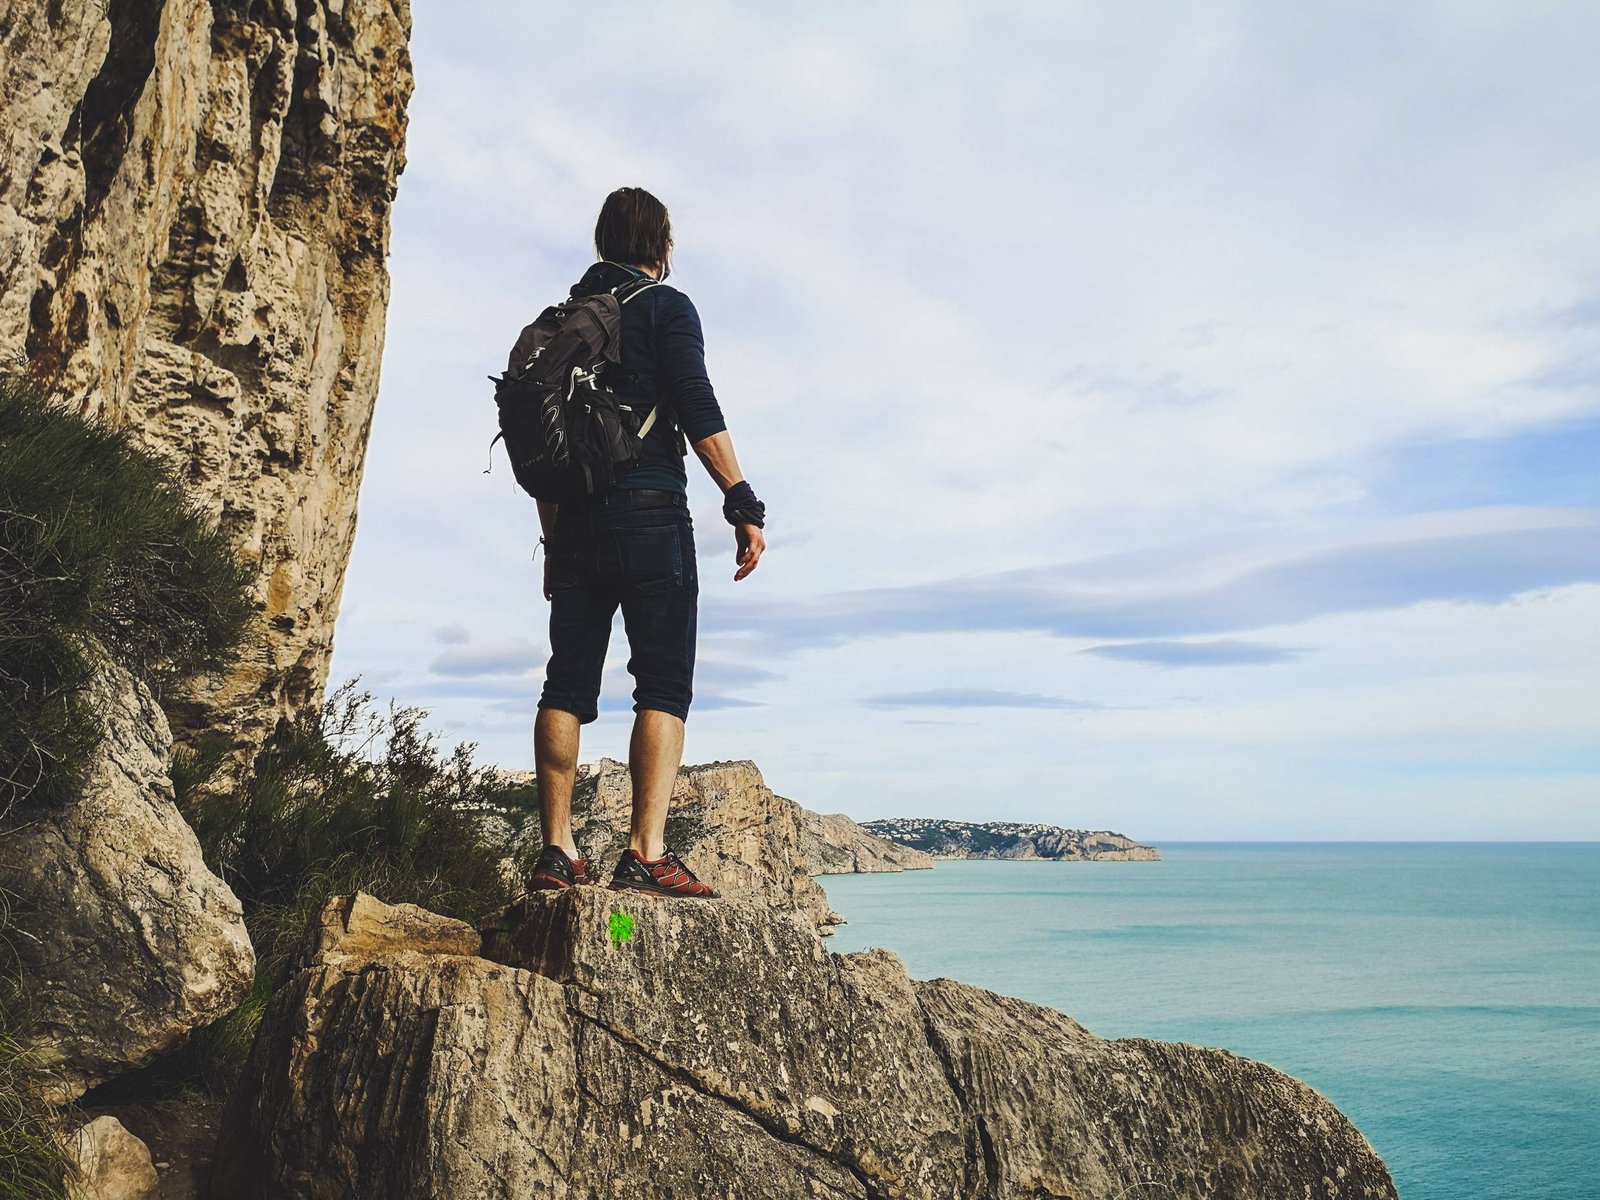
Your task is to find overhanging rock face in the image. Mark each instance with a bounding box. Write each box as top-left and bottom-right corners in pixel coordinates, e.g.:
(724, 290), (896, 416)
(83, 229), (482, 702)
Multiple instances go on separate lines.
(0, 0), (414, 755)
(213, 891), (1397, 1199)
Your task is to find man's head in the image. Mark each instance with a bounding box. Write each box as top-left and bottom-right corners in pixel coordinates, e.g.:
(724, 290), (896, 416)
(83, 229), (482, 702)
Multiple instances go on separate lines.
(595, 187), (673, 278)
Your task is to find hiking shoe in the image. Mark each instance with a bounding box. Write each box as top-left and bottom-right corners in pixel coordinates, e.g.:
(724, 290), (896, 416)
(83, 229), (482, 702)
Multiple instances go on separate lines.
(608, 848), (719, 899)
(527, 844), (593, 890)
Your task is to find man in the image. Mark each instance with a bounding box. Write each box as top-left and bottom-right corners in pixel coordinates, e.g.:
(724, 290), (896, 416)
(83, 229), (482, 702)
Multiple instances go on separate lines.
(524, 186), (766, 899)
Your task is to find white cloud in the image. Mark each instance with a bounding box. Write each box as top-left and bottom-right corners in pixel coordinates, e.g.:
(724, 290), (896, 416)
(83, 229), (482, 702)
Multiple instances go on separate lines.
(330, 1), (1600, 838)
(428, 639), (543, 677)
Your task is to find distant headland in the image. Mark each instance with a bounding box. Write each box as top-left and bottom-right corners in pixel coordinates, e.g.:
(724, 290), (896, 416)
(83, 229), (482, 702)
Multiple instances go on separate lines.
(862, 817), (1160, 861)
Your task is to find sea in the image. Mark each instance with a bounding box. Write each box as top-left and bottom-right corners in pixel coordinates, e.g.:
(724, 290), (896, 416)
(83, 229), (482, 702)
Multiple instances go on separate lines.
(817, 843), (1600, 1200)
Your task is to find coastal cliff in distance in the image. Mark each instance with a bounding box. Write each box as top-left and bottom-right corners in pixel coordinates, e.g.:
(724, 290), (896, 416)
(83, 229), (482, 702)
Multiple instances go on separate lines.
(797, 807), (936, 874)
(864, 817), (1161, 861)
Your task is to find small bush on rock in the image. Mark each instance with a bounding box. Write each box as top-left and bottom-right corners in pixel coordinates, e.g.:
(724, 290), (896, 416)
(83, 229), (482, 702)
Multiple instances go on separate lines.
(0, 894), (71, 1198)
(182, 678), (530, 970)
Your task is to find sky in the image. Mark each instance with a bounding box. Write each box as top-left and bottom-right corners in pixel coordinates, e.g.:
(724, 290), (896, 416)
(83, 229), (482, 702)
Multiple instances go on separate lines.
(328, 1), (1600, 841)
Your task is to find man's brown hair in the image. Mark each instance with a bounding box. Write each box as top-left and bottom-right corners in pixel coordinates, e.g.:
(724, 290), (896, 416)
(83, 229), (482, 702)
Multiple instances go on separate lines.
(594, 187), (672, 271)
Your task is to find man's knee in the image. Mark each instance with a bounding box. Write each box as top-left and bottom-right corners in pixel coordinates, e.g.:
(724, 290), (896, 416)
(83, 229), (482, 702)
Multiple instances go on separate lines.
(630, 667), (692, 722)
(633, 698), (691, 724)
(625, 636), (694, 724)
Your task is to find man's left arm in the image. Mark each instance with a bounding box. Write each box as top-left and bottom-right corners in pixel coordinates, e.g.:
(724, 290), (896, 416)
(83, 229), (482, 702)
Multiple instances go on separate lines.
(690, 431), (765, 582)
(538, 499), (559, 600)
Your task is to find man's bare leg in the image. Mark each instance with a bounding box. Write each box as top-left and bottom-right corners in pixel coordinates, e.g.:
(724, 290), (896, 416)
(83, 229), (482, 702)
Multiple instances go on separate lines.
(628, 709), (685, 860)
(534, 706), (582, 858)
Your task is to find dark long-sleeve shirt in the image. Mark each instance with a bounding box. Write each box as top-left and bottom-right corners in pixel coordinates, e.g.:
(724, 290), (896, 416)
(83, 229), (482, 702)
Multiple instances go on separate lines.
(568, 260), (727, 493)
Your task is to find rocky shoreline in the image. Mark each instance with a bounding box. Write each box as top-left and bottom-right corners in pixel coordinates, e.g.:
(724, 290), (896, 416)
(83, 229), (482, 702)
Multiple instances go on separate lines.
(210, 889), (1396, 1200)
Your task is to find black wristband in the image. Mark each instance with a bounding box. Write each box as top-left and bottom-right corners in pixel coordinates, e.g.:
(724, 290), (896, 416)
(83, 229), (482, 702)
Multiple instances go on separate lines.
(722, 480), (766, 529)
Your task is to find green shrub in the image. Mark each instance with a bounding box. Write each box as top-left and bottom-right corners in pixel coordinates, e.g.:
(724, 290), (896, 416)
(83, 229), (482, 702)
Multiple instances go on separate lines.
(0, 379), (253, 812)
(0, 893), (71, 1199)
(182, 679), (530, 979)
(0, 378), (252, 1178)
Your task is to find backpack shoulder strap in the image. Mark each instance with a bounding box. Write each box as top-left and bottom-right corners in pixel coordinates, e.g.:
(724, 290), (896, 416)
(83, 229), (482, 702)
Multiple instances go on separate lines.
(613, 275), (662, 305)
(615, 275), (665, 435)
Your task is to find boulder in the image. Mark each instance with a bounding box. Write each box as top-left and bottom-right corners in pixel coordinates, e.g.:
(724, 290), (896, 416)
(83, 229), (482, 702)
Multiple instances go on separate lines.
(0, 658), (254, 1101)
(64, 1115), (159, 1200)
(213, 890), (1396, 1199)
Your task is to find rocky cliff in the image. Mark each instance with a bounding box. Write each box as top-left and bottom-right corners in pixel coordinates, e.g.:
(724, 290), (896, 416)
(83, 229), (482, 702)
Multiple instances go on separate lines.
(0, 0), (413, 754)
(864, 818), (1161, 861)
(490, 758), (930, 930)
(212, 890), (1397, 1200)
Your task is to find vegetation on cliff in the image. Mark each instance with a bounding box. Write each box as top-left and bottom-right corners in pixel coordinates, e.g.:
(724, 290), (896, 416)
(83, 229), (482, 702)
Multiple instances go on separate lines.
(863, 817), (1160, 860)
(180, 683), (528, 981)
(0, 381), (257, 1195)
(0, 380), (252, 814)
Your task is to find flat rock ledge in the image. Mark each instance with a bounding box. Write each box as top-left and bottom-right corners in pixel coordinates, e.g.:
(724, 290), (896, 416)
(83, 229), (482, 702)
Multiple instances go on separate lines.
(212, 891), (1396, 1200)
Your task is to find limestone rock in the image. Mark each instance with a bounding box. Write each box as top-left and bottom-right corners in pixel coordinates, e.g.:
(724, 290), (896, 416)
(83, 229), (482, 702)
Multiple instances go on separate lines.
(300, 891), (481, 963)
(0, 0), (414, 758)
(0, 657), (254, 1102)
(65, 1115), (160, 1200)
(797, 808), (935, 875)
(1074, 831), (1162, 860)
(213, 891), (1396, 1199)
(496, 759), (931, 898)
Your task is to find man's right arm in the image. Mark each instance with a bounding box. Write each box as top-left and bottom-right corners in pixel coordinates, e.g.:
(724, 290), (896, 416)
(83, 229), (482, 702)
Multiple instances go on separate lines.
(657, 291), (726, 445)
(660, 292), (764, 581)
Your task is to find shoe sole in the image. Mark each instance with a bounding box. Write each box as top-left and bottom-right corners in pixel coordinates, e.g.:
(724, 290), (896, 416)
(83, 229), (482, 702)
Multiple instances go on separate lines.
(528, 873), (595, 891)
(606, 879), (718, 900)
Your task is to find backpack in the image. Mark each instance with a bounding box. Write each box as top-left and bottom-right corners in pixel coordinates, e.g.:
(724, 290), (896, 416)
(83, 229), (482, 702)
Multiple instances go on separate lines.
(488, 274), (662, 502)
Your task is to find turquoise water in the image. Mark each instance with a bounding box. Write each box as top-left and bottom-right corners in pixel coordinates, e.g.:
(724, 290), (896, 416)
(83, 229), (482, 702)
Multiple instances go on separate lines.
(818, 844), (1600, 1200)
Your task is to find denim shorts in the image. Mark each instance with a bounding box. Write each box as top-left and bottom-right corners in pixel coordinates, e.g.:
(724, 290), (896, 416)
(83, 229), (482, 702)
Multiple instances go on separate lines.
(537, 489), (697, 724)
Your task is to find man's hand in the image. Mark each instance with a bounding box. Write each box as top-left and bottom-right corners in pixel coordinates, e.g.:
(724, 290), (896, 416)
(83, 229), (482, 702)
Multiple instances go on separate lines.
(543, 554), (555, 602)
(734, 523), (765, 581)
